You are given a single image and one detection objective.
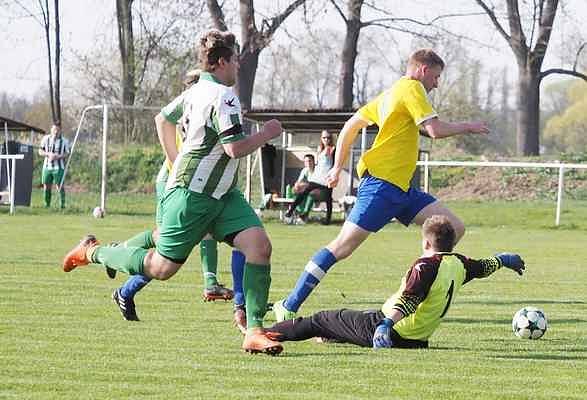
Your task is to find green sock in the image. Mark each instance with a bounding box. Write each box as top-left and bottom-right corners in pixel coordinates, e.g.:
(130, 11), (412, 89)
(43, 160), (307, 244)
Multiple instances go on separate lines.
(59, 188), (65, 209)
(91, 245), (148, 275)
(44, 188), (51, 207)
(200, 239), (219, 288)
(243, 263), (271, 329)
(123, 230), (155, 249)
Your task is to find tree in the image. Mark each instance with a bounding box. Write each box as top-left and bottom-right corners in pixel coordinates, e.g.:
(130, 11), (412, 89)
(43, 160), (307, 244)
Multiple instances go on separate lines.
(12, 0), (62, 124)
(329, 0), (364, 108)
(206, 0), (308, 111)
(475, 0), (587, 155)
(116, 0), (136, 109)
(543, 81), (587, 153)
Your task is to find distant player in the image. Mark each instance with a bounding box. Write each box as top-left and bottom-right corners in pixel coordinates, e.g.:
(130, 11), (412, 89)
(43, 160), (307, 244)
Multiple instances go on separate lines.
(39, 124), (70, 209)
(274, 49), (490, 321)
(266, 215), (525, 350)
(63, 30), (284, 355)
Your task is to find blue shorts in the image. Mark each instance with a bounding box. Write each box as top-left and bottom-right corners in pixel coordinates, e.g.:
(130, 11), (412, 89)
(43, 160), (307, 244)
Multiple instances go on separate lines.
(347, 174), (436, 232)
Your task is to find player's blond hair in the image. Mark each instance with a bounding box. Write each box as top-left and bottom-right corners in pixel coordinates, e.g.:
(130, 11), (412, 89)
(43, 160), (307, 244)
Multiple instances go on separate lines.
(198, 30), (237, 72)
(408, 49), (445, 70)
(422, 215), (455, 252)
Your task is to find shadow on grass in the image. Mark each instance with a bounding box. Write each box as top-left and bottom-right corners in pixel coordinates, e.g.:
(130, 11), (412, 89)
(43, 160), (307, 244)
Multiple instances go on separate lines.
(488, 353), (587, 361)
(461, 299), (586, 305)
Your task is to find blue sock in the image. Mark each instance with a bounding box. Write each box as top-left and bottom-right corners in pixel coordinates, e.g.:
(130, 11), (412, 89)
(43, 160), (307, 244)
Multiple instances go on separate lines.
(284, 248), (337, 312)
(231, 249), (246, 306)
(120, 274), (151, 299)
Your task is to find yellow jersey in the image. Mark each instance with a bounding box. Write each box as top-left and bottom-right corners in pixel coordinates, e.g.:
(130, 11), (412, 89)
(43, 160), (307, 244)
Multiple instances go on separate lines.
(356, 77), (437, 191)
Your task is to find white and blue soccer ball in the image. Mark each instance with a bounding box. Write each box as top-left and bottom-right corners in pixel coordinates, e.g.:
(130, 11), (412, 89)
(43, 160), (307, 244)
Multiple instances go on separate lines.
(512, 307), (547, 339)
(92, 206), (105, 218)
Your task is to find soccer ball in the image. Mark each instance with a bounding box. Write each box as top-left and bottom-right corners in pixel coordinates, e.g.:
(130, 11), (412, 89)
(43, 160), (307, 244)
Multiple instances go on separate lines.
(512, 307), (547, 339)
(92, 206), (104, 218)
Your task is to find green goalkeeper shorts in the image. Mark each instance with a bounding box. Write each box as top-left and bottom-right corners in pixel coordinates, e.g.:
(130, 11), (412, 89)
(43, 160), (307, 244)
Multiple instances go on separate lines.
(156, 186), (262, 263)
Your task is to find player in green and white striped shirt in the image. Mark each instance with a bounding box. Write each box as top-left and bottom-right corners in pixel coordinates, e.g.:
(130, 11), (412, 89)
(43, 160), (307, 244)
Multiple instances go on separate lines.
(64, 30), (284, 355)
(39, 124), (70, 208)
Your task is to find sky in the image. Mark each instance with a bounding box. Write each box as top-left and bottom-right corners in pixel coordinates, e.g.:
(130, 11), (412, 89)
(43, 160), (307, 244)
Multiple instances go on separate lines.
(1, 0), (586, 102)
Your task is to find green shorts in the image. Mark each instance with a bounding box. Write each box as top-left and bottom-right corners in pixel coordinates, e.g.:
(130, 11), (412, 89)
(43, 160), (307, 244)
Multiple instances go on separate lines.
(156, 187), (263, 262)
(41, 168), (64, 186)
(155, 180), (167, 227)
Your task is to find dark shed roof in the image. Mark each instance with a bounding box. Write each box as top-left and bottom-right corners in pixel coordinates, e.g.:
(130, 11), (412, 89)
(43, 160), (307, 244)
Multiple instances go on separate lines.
(0, 116), (46, 134)
(244, 109), (378, 134)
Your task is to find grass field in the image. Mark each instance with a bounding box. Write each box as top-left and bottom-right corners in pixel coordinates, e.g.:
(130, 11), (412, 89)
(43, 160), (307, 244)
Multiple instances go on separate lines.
(1, 193), (586, 399)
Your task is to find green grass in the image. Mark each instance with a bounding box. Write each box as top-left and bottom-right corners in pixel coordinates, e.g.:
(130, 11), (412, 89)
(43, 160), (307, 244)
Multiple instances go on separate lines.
(1, 197), (586, 399)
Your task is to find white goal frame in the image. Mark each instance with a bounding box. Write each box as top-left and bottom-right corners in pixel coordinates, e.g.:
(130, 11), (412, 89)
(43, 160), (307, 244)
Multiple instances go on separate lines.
(62, 103), (161, 213)
(417, 156), (587, 226)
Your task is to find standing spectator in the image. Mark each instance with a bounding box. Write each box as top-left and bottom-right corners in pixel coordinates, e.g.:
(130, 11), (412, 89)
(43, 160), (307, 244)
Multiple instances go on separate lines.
(286, 130), (335, 224)
(39, 124), (69, 209)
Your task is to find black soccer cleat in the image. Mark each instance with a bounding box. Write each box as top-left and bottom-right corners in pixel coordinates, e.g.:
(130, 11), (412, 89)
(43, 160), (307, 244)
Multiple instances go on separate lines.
(105, 267), (117, 279)
(112, 289), (139, 321)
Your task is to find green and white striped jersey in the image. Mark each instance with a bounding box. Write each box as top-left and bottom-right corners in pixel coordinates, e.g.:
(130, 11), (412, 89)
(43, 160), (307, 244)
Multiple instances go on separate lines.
(164, 72), (244, 199)
(40, 134), (70, 170)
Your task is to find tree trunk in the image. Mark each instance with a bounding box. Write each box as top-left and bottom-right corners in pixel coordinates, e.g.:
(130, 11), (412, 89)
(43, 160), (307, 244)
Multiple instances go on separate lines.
(516, 66), (541, 155)
(116, 0), (135, 143)
(53, 0), (61, 124)
(237, 49), (261, 111)
(42, 0), (56, 123)
(338, 0), (363, 108)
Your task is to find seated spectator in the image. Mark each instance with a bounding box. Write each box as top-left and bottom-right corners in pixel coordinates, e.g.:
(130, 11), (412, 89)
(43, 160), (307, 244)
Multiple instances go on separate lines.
(292, 154), (317, 222)
(286, 130), (335, 225)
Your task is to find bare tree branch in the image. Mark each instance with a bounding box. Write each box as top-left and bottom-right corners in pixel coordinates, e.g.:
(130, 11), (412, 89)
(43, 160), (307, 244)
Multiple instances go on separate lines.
(328, 0), (347, 23)
(207, 0), (227, 31)
(262, 0), (306, 40)
(574, 42), (586, 71)
(474, 0), (511, 43)
(540, 68), (587, 81)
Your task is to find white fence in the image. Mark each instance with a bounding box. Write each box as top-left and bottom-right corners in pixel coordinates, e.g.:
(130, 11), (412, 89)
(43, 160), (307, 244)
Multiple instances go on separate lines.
(417, 158), (587, 226)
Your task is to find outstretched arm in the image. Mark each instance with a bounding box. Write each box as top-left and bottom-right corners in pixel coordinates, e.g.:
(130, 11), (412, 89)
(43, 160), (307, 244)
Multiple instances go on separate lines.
(222, 119), (282, 158)
(421, 117), (489, 139)
(462, 253), (525, 283)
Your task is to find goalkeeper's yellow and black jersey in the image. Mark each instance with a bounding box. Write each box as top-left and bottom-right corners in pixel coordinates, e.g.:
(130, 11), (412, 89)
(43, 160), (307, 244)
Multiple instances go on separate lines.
(382, 253), (501, 341)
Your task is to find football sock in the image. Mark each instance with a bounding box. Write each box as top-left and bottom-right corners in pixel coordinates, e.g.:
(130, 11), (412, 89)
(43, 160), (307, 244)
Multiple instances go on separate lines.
(123, 230), (155, 249)
(120, 274), (151, 299)
(200, 239), (218, 288)
(44, 188), (51, 207)
(231, 249), (246, 306)
(284, 248), (337, 312)
(91, 245), (147, 275)
(243, 263), (271, 329)
(59, 188), (65, 208)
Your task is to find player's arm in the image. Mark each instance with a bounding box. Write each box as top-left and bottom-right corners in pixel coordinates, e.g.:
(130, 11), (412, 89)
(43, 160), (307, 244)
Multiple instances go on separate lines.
(374, 261), (437, 348)
(421, 117), (489, 139)
(461, 253), (525, 284)
(38, 137), (48, 157)
(325, 114), (368, 188)
(156, 93), (186, 164)
(222, 119), (282, 158)
(155, 113), (179, 164)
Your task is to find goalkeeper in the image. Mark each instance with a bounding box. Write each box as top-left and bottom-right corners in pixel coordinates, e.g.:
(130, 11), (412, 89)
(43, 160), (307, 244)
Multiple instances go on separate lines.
(265, 215), (525, 349)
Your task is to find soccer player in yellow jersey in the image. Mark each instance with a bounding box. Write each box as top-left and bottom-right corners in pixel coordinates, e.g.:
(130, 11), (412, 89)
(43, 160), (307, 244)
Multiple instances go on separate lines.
(265, 215), (525, 349)
(274, 49), (490, 322)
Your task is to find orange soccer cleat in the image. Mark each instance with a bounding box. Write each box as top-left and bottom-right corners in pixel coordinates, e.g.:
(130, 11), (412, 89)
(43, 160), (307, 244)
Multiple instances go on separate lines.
(233, 304), (247, 335)
(242, 331), (283, 356)
(63, 234), (99, 272)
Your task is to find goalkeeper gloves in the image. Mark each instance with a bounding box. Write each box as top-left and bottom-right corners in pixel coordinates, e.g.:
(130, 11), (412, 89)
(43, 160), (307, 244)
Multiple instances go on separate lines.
(372, 318), (394, 349)
(496, 253), (525, 276)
